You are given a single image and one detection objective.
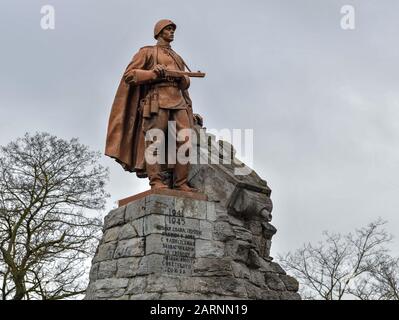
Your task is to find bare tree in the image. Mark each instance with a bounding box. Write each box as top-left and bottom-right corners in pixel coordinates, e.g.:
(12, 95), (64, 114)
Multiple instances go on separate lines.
(0, 133), (109, 300)
(278, 219), (398, 300)
(349, 253), (399, 300)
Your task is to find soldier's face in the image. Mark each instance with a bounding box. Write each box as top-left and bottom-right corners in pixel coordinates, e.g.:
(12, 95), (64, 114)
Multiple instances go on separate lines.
(159, 25), (175, 43)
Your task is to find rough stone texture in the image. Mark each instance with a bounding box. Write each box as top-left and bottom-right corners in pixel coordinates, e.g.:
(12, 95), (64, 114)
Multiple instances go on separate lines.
(85, 126), (300, 300)
(116, 257), (141, 278)
(103, 226), (121, 243)
(114, 238), (144, 258)
(193, 258), (233, 277)
(98, 260), (117, 279)
(196, 240), (225, 258)
(280, 274), (300, 292)
(85, 278), (129, 300)
(86, 189), (300, 300)
(93, 242), (117, 262)
(103, 207), (125, 230)
(118, 223), (138, 240)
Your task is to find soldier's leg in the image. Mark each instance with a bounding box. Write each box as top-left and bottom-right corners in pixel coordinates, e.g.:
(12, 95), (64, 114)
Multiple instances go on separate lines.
(171, 108), (196, 191)
(143, 109), (169, 189)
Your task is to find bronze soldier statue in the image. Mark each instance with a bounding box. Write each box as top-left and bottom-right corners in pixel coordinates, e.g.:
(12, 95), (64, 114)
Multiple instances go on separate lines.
(105, 19), (204, 191)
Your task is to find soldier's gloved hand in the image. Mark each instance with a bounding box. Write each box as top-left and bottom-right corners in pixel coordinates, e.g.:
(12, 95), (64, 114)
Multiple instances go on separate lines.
(153, 64), (166, 78)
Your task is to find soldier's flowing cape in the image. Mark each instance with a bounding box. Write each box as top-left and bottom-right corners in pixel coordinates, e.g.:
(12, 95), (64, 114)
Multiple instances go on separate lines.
(105, 46), (194, 177)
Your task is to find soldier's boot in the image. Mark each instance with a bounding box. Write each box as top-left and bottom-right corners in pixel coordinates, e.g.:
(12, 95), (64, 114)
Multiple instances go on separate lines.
(146, 162), (168, 190)
(173, 162), (197, 192)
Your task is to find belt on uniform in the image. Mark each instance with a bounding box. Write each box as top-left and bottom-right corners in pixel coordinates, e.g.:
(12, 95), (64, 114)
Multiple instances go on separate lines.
(151, 81), (179, 88)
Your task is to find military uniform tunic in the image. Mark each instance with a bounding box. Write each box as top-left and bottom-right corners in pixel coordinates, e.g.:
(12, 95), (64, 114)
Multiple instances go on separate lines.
(119, 44), (193, 188)
(153, 44), (187, 110)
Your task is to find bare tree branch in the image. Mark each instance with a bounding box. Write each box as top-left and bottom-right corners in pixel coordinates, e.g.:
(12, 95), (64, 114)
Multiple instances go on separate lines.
(278, 219), (398, 300)
(0, 132), (109, 300)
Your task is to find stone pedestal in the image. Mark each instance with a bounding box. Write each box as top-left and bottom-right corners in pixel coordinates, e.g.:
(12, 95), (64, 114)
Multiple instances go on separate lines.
(86, 125), (300, 300)
(85, 189), (300, 300)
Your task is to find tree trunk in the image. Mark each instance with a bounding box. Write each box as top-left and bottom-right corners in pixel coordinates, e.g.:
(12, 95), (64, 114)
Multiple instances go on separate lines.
(12, 273), (26, 300)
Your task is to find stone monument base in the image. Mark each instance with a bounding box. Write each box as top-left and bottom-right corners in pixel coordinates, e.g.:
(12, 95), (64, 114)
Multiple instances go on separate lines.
(85, 190), (300, 300)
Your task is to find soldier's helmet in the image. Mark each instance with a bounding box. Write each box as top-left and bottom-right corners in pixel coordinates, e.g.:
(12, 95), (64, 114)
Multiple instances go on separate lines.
(154, 19), (176, 39)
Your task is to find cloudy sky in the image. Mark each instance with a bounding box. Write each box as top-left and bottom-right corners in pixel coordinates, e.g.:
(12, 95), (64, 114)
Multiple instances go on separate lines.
(1, 0), (398, 256)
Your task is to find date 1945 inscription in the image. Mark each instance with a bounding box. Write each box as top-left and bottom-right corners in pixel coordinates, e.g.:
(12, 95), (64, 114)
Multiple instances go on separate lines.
(160, 209), (201, 275)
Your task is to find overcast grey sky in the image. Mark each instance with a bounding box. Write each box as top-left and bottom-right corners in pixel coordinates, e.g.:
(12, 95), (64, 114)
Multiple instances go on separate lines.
(1, 0), (398, 256)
